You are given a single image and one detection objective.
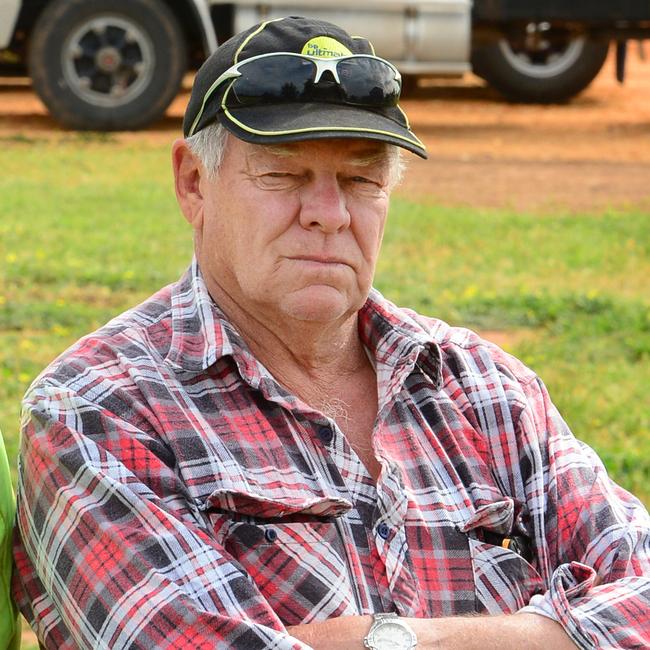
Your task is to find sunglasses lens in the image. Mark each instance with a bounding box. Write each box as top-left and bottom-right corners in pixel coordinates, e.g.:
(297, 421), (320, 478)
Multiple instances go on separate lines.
(230, 55), (315, 105)
(337, 58), (401, 107)
(226, 55), (400, 109)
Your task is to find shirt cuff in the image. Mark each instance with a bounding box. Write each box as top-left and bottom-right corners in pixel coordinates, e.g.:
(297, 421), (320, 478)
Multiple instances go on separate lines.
(519, 561), (599, 650)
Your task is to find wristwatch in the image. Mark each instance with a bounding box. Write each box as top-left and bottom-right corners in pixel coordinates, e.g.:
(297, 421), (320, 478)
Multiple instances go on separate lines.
(363, 613), (417, 649)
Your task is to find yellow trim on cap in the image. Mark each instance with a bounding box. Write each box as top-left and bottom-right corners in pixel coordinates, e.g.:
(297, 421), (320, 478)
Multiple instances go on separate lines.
(220, 84), (426, 151)
(188, 51), (404, 138)
(234, 18), (284, 63)
(396, 104), (411, 130)
(352, 36), (375, 56)
(189, 20), (284, 136)
(188, 75), (224, 136)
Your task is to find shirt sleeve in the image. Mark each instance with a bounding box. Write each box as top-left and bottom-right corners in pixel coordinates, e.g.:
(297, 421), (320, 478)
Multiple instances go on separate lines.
(514, 376), (650, 649)
(13, 382), (312, 650)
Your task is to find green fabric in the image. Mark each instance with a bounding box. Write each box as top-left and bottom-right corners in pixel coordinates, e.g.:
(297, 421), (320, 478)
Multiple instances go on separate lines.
(0, 431), (19, 650)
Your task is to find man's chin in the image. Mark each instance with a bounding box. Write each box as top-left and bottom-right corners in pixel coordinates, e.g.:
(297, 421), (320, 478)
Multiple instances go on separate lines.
(279, 286), (361, 323)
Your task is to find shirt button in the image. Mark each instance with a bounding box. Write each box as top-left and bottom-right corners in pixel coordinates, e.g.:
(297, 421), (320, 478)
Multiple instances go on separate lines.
(264, 528), (278, 543)
(318, 426), (333, 445)
(377, 523), (390, 539)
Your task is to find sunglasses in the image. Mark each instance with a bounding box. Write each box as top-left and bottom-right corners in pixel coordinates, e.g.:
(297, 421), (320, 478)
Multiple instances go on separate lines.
(188, 52), (402, 136)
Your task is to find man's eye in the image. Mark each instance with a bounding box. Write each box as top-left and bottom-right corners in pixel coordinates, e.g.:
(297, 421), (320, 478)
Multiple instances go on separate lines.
(350, 176), (387, 191)
(253, 172), (304, 191)
(263, 172), (303, 183)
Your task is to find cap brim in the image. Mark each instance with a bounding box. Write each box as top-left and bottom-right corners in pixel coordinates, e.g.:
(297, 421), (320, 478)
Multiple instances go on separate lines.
(216, 102), (428, 159)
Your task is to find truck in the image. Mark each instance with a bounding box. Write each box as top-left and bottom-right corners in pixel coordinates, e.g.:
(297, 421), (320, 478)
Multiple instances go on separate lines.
(1, 0), (649, 131)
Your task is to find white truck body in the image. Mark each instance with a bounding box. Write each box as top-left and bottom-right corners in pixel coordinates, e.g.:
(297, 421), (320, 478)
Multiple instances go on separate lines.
(232, 1), (471, 74)
(0, 0), (21, 49)
(0, 0), (471, 72)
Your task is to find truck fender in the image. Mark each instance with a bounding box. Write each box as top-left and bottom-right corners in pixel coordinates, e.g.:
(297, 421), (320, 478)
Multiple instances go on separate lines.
(0, 0), (22, 49)
(188, 0), (218, 54)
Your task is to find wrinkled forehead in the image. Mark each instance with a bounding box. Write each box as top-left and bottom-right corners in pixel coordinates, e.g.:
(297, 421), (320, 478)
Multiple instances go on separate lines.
(243, 137), (395, 167)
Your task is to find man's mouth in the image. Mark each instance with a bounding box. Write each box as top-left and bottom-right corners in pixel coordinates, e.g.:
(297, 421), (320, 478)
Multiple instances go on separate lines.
(288, 255), (350, 267)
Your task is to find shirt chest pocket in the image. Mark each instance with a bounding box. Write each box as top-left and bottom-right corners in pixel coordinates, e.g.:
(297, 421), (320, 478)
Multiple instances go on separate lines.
(462, 498), (545, 614)
(469, 538), (544, 613)
(204, 486), (360, 625)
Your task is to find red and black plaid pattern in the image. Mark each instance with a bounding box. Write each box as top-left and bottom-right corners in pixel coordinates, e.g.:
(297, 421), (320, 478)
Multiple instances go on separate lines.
(14, 260), (650, 649)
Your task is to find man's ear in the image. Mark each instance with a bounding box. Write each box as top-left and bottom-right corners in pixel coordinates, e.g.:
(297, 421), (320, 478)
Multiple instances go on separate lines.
(172, 139), (205, 229)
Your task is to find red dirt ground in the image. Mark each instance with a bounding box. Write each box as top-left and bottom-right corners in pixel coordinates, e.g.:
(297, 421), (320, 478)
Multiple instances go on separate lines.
(2, 49), (650, 212)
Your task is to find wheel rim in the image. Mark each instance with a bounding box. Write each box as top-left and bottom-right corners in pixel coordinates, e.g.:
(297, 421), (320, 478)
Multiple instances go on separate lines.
(498, 23), (586, 78)
(62, 15), (155, 107)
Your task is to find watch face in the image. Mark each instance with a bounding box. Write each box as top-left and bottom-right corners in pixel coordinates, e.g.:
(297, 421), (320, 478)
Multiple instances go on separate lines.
(371, 621), (414, 649)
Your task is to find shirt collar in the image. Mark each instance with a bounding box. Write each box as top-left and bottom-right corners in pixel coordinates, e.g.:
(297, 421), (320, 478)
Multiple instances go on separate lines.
(164, 258), (250, 373)
(359, 289), (443, 390)
(164, 260), (442, 390)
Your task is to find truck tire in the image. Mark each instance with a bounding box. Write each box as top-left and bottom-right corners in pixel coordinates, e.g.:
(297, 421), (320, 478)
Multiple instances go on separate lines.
(472, 24), (609, 103)
(28, 0), (187, 130)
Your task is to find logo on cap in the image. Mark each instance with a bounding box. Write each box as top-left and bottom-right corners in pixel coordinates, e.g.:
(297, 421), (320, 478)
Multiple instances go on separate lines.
(301, 36), (352, 59)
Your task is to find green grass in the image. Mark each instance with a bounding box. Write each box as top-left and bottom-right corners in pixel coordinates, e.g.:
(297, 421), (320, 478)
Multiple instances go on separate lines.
(1, 135), (649, 650)
(0, 138), (192, 470)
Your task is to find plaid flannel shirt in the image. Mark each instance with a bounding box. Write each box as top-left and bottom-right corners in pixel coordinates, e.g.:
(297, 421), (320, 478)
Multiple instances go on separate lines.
(14, 260), (650, 649)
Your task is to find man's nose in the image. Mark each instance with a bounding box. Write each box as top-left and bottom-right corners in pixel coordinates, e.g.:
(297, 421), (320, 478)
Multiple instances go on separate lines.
(299, 176), (350, 233)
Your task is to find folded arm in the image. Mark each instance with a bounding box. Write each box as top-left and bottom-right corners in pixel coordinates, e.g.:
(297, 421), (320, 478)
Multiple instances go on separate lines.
(288, 612), (577, 649)
(285, 369), (650, 650)
(502, 375), (650, 649)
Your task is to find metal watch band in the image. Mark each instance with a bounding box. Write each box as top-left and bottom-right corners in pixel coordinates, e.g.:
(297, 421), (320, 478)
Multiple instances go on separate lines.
(364, 612), (417, 650)
(374, 613), (399, 623)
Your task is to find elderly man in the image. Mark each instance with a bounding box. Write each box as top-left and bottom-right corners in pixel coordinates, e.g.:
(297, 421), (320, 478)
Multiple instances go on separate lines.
(13, 16), (649, 650)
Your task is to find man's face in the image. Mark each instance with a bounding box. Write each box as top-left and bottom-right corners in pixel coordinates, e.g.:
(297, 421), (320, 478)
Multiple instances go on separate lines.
(190, 136), (393, 325)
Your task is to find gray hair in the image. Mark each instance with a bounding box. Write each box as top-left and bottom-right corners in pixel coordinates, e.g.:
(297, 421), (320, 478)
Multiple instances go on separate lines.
(185, 122), (230, 180)
(185, 121), (405, 189)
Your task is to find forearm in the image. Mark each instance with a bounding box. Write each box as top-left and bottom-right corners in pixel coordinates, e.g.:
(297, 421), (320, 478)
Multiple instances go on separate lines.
(287, 613), (579, 650)
(419, 613), (579, 650)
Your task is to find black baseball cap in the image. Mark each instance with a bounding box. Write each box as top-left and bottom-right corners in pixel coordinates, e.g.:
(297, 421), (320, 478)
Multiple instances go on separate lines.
(183, 16), (427, 158)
